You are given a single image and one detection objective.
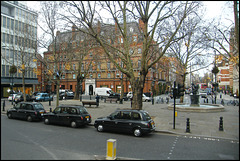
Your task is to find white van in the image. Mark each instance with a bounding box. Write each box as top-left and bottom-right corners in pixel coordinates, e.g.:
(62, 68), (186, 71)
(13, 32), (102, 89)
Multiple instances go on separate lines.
(95, 87), (113, 99)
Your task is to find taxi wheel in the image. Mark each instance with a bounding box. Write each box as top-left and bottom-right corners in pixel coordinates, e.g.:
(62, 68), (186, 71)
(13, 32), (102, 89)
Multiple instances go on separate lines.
(133, 128), (142, 137)
(71, 121), (77, 128)
(97, 124), (104, 132)
(44, 118), (50, 125)
(27, 115), (33, 122)
(7, 113), (13, 119)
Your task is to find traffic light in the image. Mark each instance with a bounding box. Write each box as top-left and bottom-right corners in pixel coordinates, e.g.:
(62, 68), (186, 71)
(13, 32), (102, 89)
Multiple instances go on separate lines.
(177, 84), (184, 97)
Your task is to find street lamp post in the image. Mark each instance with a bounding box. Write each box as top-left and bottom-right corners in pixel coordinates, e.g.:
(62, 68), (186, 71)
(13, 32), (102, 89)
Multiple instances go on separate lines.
(151, 79), (155, 105)
(212, 50), (219, 104)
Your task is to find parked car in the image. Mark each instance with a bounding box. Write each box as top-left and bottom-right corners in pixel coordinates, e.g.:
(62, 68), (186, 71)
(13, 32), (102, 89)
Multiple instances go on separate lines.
(8, 93), (17, 102)
(60, 92), (74, 100)
(35, 93), (53, 102)
(122, 92), (128, 101)
(199, 89), (207, 98)
(94, 109), (155, 137)
(234, 93), (239, 98)
(31, 92), (40, 101)
(127, 92), (133, 99)
(7, 102), (46, 122)
(108, 92), (120, 100)
(144, 92), (151, 97)
(14, 94), (32, 103)
(126, 92), (151, 102)
(43, 105), (91, 128)
(142, 94), (152, 102)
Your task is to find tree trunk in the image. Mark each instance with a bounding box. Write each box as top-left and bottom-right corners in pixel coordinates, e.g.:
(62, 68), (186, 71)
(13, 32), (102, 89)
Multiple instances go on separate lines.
(130, 76), (145, 110)
(56, 78), (60, 107)
(22, 70), (26, 101)
(75, 73), (81, 99)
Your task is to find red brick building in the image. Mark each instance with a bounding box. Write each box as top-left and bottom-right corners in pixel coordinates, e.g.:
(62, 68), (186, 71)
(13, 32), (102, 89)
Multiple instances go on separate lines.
(39, 20), (176, 95)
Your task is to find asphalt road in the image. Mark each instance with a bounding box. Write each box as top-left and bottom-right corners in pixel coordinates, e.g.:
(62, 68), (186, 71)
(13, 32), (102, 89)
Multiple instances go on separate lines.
(1, 115), (239, 160)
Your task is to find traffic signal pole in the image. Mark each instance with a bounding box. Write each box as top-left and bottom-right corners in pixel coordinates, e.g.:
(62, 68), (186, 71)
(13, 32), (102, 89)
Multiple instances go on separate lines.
(173, 81), (177, 129)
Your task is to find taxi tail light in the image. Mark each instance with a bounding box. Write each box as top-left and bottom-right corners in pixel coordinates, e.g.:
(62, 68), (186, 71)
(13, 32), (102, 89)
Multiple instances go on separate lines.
(147, 122), (150, 128)
(81, 116), (83, 120)
(34, 112), (37, 115)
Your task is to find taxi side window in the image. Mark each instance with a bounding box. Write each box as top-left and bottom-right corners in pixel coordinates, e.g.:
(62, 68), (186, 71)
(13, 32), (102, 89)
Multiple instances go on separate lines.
(20, 103), (27, 109)
(61, 107), (68, 114)
(121, 111), (131, 119)
(68, 107), (77, 114)
(131, 112), (141, 120)
(15, 103), (21, 109)
(54, 107), (61, 114)
(26, 104), (33, 110)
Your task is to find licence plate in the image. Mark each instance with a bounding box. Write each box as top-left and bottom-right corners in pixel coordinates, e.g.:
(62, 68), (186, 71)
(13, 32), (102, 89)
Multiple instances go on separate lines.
(151, 121), (155, 127)
(85, 116), (89, 118)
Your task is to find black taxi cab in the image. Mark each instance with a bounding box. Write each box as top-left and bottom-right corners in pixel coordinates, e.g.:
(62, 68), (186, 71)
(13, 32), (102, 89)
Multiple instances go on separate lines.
(94, 108), (155, 137)
(7, 102), (46, 121)
(43, 104), (91, 128)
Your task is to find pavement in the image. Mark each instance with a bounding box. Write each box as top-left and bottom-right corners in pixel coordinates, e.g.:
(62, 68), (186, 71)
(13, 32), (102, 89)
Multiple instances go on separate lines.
(1, 94), (239, 141)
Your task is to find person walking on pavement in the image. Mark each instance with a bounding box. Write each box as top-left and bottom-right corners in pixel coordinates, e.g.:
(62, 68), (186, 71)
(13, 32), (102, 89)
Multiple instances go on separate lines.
(96, 94), (100, 107)
(64, 91), (67, 100)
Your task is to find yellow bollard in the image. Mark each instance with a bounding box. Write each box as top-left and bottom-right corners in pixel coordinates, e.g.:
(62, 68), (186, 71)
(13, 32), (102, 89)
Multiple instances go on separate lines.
(175, 111), (177, 117)
(106, 139), (116, 160)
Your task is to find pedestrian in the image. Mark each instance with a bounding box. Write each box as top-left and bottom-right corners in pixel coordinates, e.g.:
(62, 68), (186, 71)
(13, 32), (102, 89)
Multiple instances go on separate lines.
(96, 94), (100, 107)
(64, 91), (67, 100)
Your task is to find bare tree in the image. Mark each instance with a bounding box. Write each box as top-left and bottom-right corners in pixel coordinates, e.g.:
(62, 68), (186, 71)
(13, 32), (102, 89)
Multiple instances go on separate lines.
(167, 3), (210, 102)
(61, 1), (199, 110)
(37, 1), (68, 107)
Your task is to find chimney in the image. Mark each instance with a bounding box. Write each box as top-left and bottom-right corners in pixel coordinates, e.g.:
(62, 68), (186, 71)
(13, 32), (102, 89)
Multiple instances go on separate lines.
(56, 31), (60, 36)
(97, 20), (101, 34)
(139, 18), (144, 32)
(72, 25), (77, 39)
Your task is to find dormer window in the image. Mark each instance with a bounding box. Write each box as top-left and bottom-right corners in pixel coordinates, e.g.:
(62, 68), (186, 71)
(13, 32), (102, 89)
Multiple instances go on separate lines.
(130, 27), (133, 32)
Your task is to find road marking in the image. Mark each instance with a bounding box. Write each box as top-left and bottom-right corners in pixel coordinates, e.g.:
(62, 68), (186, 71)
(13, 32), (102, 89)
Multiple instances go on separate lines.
(167, 136), (179, 159)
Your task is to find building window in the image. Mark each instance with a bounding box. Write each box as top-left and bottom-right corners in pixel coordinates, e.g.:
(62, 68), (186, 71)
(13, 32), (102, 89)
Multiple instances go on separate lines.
(73, 64), (76, 70)
(133, 35), (137, 42)
(138, 60), (141, 69)
(130, 48), (133, 55)
(97, 63), (101, 70)
(107, 62), (111, 69)
(98, 73), (101, 78)
(62, 74), (65, 79)
(107, 73), (111, 78)
(73, 74), (76, 79)
(116, 73), (120, 78)
(120, 37), (123, 43)
(89, 52), (93, 57)
(138, 48), (142, 54)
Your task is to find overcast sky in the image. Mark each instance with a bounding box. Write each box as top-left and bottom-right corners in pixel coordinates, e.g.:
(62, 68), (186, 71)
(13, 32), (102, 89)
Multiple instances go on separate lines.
(26, 1), (235, 77)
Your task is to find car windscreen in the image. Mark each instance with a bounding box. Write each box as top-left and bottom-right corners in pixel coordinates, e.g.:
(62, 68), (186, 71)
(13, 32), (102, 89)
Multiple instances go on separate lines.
(34, 104), (45, 110)
(78, 107), (88, 114)
(142, 112), (152, 121)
